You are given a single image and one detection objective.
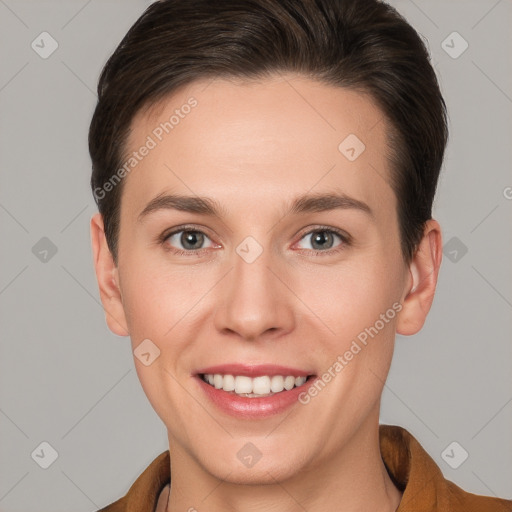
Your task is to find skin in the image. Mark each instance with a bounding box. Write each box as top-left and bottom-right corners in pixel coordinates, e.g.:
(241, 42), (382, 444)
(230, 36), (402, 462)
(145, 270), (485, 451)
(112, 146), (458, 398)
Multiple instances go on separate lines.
(91, 73), (442, 512)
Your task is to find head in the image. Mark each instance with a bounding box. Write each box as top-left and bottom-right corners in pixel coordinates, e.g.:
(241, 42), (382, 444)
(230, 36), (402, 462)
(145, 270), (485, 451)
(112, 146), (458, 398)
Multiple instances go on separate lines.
(90, 0), (446, 485)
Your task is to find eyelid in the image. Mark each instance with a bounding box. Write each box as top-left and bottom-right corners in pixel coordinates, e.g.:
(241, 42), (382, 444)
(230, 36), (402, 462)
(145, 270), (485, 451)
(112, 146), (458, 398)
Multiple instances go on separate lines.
(295, 224), (351, 242)
(160, 224), (214, 240)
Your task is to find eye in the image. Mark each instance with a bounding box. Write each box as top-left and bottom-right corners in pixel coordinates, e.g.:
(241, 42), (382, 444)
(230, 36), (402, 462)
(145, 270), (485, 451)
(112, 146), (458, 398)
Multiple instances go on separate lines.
(163, 228), (216, 253)
(295, 228), (349, 253)
(159, 225), (349, 256)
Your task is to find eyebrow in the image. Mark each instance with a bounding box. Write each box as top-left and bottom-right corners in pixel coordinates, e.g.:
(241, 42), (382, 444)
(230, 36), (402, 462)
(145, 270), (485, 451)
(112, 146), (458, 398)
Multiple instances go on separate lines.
(137, 191), (374, 221)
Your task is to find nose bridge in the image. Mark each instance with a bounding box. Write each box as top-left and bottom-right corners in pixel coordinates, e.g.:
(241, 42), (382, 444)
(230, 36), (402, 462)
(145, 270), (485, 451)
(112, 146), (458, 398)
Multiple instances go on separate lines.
(213, 237), (294, 340)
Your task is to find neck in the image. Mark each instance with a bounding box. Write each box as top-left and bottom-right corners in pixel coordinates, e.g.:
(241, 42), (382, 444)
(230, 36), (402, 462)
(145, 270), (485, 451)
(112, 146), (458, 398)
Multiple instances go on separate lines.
(164, 415), (402, 512)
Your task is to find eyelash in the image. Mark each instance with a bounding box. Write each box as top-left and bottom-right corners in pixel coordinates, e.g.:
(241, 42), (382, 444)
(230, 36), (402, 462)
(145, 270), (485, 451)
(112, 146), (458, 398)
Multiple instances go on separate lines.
(158, 224), (351, 257)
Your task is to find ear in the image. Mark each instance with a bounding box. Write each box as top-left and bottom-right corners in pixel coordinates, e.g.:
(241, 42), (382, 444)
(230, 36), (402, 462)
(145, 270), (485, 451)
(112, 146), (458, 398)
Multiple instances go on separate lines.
(90, 212), (129, 336)
(396, 219), (443, 336)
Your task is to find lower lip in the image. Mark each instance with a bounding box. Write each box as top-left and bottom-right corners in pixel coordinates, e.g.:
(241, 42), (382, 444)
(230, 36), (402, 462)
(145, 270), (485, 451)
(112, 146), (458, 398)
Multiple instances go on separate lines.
(196, 375), (315, 419)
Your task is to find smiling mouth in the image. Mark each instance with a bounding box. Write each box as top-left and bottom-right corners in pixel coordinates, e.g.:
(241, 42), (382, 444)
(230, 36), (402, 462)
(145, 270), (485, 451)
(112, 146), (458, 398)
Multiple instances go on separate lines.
(200, 373), (315, 398)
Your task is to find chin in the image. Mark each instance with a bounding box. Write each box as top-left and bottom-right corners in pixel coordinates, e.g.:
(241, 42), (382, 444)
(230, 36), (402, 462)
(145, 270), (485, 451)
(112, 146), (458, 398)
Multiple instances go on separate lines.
(198, 441), (307, 484)
(206, 459), (300, 485)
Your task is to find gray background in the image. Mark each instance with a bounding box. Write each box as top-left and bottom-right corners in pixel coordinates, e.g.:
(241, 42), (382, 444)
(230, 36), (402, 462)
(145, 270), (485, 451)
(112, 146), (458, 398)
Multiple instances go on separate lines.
(0, 0), (511, 510)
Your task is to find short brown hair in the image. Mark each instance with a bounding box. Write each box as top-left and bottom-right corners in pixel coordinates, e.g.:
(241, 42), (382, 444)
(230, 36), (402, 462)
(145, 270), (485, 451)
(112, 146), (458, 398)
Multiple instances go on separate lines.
(89, 0), (448, 264)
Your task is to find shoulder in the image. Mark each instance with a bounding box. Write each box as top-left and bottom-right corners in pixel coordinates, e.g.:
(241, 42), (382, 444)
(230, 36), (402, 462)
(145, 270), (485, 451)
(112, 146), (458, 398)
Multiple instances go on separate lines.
(441, 479), (512, 512)
(95, 450), (170, 512)
(379, 425), (512, 512)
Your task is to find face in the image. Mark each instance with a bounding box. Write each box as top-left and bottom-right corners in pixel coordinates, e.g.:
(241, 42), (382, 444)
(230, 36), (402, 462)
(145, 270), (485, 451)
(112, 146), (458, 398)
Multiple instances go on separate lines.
(92, 73), (434, 484)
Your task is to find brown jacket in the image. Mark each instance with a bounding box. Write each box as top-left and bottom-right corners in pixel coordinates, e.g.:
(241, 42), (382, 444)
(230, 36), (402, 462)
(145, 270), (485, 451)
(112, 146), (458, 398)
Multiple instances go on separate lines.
(98, 425), (512, 511)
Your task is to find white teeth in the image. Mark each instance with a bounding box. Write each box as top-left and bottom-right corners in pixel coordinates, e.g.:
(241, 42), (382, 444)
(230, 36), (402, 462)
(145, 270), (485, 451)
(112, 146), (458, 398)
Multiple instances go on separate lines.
(270, 375), (284, 393)
(202, 373), (309, 397)
(222, 374), (235, 392)
(295, 376), (307, 387)
(213, 374), (223, 389)
(252, 376), (271, 395)
(284, 375), (296, 390)
(234, 376), (252, 394)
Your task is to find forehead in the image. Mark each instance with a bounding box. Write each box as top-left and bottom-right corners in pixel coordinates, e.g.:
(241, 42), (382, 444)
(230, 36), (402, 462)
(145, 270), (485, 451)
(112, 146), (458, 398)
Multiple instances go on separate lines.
(121, 74), (395, 224)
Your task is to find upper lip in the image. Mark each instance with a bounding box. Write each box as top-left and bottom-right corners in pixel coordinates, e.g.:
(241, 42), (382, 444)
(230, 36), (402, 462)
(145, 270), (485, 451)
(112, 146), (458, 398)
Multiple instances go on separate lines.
(195, 364), (314, 378)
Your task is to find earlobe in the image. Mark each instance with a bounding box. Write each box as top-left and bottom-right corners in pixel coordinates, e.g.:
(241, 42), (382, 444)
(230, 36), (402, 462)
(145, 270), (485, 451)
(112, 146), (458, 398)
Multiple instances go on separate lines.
(396, 219), (443, 336)
(90, 213), (130, 337)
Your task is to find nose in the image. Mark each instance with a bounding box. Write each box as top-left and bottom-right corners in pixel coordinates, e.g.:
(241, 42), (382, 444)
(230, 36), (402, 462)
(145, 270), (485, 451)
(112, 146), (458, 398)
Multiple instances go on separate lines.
(213, 242), (296, 342)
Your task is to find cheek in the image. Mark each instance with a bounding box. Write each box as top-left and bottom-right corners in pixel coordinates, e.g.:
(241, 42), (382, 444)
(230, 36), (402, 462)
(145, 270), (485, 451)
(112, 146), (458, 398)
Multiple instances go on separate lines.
(118, 251), (199, 337)
(120, 260), (198, 415)
(121, 276), (167, 337)
(299, 258), (400, 340)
